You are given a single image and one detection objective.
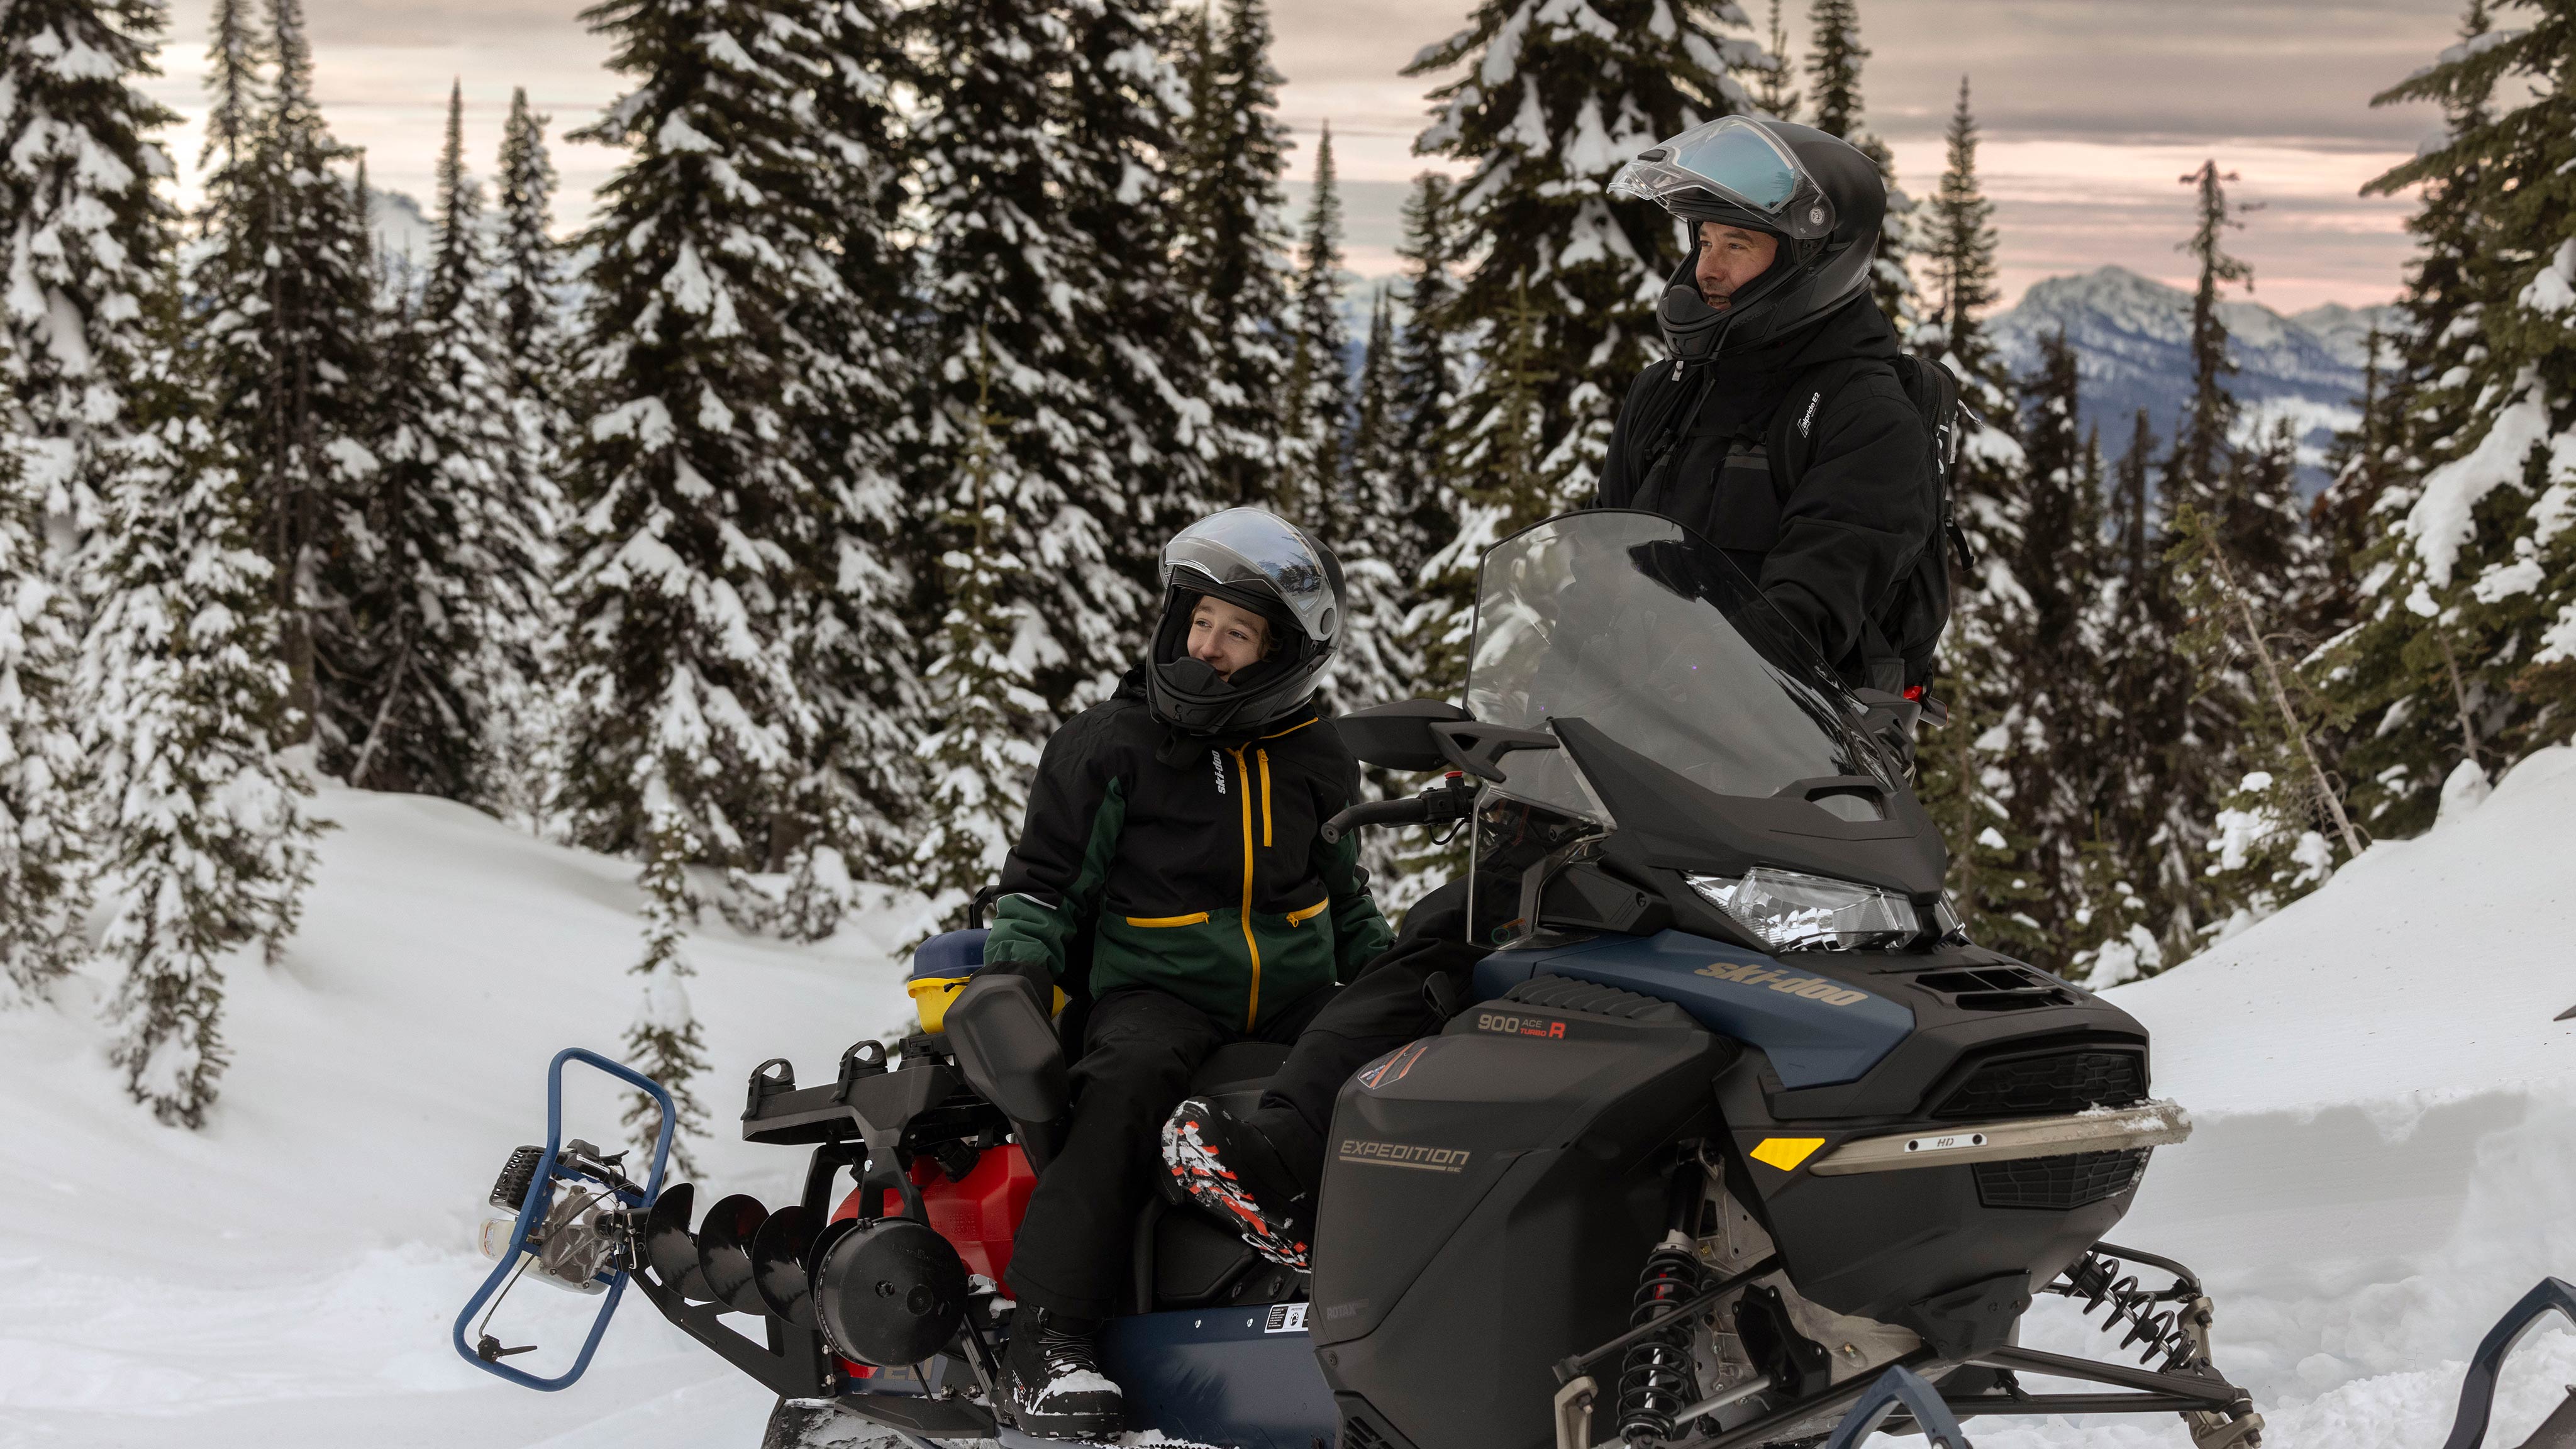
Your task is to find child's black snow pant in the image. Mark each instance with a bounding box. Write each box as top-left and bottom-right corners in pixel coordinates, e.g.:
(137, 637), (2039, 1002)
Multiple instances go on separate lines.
(1005, 983), (1338, 1319)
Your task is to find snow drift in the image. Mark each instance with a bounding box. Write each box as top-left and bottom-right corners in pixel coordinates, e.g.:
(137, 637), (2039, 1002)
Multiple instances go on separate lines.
(2, 750), (2572, 1447)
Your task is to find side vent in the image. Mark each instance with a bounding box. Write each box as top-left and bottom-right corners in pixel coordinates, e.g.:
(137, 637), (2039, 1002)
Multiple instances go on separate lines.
(1504, 974), (1696, 1026)
(1974, 1148), (2151, 1210)
(1933, 1048), (2147, 1121)
(1911, 965), (2077, 1011)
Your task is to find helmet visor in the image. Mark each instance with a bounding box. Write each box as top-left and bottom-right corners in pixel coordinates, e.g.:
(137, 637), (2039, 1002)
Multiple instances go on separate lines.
(1609, 116), (1836, 240)
(1162, 508), (1340, 644)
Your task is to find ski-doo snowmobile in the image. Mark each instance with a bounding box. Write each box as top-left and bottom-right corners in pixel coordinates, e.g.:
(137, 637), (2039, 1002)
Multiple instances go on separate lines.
(457, 510), (2288, 1448)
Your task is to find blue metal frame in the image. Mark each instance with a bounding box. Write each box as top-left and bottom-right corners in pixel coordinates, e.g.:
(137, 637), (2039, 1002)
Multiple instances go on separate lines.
(1823, 1365), (1972, 1449)
(450, 1047), (675, 1391)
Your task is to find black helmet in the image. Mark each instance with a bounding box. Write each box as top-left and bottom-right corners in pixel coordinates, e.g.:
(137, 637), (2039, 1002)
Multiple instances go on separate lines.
(1147, 508), (1345, 735)
(1609, 116), (1887, 363)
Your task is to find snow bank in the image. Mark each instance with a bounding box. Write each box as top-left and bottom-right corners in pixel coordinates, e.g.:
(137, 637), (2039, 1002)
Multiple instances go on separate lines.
(4, 751), (2573, 1449)
(0, 785), (926, 1448)
(1991, 743), (2576, 1448)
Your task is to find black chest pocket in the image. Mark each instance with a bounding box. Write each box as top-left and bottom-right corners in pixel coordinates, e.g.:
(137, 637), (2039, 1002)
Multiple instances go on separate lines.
(1701, 439), (1781, 553)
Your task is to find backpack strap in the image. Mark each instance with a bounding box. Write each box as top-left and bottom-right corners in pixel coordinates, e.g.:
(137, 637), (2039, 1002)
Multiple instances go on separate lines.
(1624, 362), (1716, 516)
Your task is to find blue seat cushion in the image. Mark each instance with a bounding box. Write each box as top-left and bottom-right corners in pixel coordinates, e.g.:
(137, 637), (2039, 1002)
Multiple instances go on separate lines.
(911, 929), (989, 981)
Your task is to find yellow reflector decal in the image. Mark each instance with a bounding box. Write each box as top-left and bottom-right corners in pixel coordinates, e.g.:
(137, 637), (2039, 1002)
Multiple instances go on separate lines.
(1750, 1137), (1827, 1172)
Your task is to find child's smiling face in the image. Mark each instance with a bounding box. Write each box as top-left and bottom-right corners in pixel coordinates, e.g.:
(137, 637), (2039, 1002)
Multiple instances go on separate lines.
(1187, 596), (1272, 681)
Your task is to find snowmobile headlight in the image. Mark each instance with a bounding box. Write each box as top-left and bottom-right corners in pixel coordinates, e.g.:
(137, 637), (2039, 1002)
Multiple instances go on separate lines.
(1685, 866), (1920, 952)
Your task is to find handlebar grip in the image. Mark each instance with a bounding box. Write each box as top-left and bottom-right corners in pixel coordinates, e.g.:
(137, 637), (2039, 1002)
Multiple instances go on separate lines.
(1321, 796), (1434, 843)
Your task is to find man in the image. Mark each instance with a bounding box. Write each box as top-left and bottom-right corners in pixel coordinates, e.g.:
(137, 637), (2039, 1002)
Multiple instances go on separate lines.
(1597, 115), (1938, 696)
(1155, 117), (1943, 1275)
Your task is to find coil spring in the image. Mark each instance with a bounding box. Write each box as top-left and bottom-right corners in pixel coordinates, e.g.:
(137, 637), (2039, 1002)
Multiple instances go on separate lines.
(1616, 1240), (1702, 1445)
(2056, 1252), (2197, 1371)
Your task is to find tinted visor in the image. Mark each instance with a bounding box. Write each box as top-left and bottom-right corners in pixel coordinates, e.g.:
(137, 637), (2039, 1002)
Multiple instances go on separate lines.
(1160, 508), (1340, 645)
(1609, 116), (1836, 240)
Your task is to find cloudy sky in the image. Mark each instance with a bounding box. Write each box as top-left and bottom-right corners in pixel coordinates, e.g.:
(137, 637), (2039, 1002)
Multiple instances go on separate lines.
(145, 0), (2466, 311)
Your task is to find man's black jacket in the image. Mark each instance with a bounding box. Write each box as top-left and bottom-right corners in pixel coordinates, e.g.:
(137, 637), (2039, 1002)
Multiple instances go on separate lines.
(1594, 292), (1934, 689)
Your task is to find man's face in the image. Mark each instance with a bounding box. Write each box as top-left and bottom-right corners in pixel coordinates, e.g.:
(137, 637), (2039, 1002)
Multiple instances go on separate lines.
(1695, 223), (1780, 311)
(1187, 596), (1272, 680)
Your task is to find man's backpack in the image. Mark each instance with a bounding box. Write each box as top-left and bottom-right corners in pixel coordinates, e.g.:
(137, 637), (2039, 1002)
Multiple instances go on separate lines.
(1626, 351), (1974, 697)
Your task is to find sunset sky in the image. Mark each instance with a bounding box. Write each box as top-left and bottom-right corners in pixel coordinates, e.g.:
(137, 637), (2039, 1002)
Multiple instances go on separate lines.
(151, 0), (2468, 311)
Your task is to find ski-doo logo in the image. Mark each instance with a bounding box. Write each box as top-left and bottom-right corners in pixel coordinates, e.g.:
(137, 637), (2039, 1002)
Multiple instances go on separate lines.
(1338, 1138), (1472, 1173)
(1799, 391), (1822, 438)
(1211, 750), (1226, 794)
(1474, 1011), (1567, 1040)
(1694, 961), (1870, 1007)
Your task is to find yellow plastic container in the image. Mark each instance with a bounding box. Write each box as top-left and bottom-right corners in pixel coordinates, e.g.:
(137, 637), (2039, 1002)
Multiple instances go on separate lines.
(909, 974), (1067, 1035)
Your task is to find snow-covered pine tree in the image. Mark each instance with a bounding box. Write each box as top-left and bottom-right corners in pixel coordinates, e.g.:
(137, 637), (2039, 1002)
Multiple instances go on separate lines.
(1406, 0), (1768, 682)
(0, 0), (181, 531)
(770, 0), (921, 921)
(1387, 172), (1465, 605)
(1999, 329), (2112, 958)
(911, 341), (1045, 929)
(189, 0), (378, 760)
(558, 0), (887, 1155)
(1907, 73), (2037, 956)
(1336, 289), (1414, 718)
(480, 88), (572, 831)
(343, 83), (552, 806)
(908, 0), (1151, 723)
(79, 272), (318, 1125)
(2323, 1), (2576, 836)
(0, 415), (90, 999)
(1801, 0), (1923, 341)
(1062, 0), (1211, 558)
(1750, 0), (1799, 121)
(1282, 122), (1353, 536)
(1174, 0), (1293, 509)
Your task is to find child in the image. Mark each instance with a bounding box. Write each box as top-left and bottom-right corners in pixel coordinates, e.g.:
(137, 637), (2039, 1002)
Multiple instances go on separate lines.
(984, 508), (1394, 1438)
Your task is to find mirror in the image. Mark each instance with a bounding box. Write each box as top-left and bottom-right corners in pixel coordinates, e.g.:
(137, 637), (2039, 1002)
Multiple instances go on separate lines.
(1335, 698), (1474, 771)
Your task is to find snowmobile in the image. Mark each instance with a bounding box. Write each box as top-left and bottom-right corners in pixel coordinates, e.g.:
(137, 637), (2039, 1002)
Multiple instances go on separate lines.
(453, 511), (2558, 1448)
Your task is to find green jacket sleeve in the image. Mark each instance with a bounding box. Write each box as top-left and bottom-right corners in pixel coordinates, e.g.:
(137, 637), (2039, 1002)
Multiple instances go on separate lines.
(982, 713), (1126, 984)
(1318, 830), (1396, 982)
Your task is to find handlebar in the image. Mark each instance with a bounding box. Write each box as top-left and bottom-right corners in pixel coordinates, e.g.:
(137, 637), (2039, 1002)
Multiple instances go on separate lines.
(1321, 777), (1478, 844)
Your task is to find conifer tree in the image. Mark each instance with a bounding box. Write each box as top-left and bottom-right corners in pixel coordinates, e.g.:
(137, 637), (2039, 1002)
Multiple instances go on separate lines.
(2322, 0), (2576, 835)
(1751, 0), (1799, 120)
(558, 0), (898, 1152)
(1407, 0), (1767, 629)
(0, 426), (89, 998)
(775, 0), (921, 914)
(1802, 0), (1922, 339)
(2170, 161), (2254, 502)
(1174, 0), (1294, 508)
(911, 343), (1045, 925)
(908, 0), (1151, 723)
(346, 84), (552, 804)
(1926, 78), (2001, 378)
(191, 0), (378, 758)
(80, 277), (318, 1126)
(1335, 290), (1414, 717)
(0, 0), (182, 530)
(1283, 123), (1353, 533)
(1387, 172), (1465, 599)
(1063, 0), (1210, 558)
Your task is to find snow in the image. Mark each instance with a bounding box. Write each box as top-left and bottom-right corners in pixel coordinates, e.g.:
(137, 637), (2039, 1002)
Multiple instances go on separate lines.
(6, 748), (2576, 1448)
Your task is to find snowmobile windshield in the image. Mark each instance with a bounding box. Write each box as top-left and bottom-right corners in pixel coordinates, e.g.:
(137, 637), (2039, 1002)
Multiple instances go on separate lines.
(1463, 511), (1895, 823)
(1608, 116), (1836, 240)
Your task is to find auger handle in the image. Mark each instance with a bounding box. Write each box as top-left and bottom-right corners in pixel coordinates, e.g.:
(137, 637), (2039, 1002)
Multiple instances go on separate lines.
(450, 1047), (677, 1391)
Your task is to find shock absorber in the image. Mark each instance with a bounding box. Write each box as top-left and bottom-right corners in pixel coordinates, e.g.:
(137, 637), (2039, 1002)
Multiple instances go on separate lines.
(1617, 1162), (1706, 1445)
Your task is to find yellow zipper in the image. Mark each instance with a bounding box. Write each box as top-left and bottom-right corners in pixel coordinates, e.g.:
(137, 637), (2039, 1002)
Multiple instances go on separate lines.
(1228, 745), (1260, 1029)
(1126, 911), (1210, 927)
(1285, 899), (1328, 926)
(1258, 749), (1274, 847)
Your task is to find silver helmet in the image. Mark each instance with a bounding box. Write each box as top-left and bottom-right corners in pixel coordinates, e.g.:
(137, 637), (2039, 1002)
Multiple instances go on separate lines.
(1148, 508), (1345, 735)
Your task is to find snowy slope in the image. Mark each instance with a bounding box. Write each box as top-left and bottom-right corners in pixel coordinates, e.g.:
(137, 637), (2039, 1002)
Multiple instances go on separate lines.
(3, 753), (2572, 1449)
(0, 787), (930, 1448)
(1988, 266), (2404, 491)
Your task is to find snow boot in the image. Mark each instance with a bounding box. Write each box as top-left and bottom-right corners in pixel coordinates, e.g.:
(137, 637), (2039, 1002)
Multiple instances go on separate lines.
(1001, 1307), (1122, 1440)
(1161, 1096), (1314, 1271)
